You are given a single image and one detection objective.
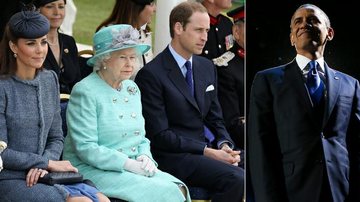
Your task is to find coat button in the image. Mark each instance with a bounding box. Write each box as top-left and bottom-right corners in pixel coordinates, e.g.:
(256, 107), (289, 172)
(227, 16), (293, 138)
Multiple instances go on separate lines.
(218, 44), (222, 49)
(119, 114), (123, 119)
(131, 113), (136, 118)
(215, 27), (218, 31)
(112, 98), (117, 103)
(204, 50), (209, 54)
(134, 131), (140, 136)
(124, 97), (129, 102)
(131, 147), (136, 152)
(117, 148), (122, 152)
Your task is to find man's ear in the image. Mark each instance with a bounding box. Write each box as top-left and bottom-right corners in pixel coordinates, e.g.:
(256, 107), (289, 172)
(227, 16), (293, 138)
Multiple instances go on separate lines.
(174, 22), (183, 36)
(290, 33), (295, 46)
(326, 27), (334, 41)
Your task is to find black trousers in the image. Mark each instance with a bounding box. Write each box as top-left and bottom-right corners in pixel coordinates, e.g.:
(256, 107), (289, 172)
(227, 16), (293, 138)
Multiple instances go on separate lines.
(181, 155), (244, 202)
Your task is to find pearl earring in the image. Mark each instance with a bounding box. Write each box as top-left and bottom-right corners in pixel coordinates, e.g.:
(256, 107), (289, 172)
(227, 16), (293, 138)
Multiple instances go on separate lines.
(13, 53), (17, 58)
(103, 66), (107, 70)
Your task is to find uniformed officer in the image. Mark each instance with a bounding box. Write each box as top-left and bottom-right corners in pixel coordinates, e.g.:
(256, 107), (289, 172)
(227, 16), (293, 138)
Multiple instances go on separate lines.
(198, 0), (233, 60)
(214, 6), (245, 149)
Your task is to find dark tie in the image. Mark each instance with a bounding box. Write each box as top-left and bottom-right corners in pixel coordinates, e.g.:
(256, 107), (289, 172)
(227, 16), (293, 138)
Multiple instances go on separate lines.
(185, 61), (194, 96)
(184, 61), (215, 144)
(306, 60), (324, 106)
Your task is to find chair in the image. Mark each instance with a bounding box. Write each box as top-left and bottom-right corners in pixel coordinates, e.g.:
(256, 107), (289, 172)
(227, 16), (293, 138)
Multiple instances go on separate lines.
(189, 187), (212, 202)
(60, 94), (70, 137)
(78, 49), (94, 79)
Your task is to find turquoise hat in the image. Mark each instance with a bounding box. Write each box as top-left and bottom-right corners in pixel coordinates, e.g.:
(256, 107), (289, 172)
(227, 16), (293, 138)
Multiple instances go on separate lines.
(87, 24), (151, 66)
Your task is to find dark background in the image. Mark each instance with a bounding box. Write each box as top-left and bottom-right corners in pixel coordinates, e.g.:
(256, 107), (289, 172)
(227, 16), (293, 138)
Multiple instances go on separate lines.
(246, 0), (360, 102)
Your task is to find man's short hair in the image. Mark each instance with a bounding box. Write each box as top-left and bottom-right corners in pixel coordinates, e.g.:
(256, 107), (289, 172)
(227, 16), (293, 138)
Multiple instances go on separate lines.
(169, 1), (207, 38)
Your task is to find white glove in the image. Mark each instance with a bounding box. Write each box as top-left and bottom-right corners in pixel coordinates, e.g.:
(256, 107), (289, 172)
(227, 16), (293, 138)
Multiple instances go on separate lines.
(0, 141), (7, 172)
(136, 155), (157, 177)
(124, 158), (152, 177)
(0, 156), (3, 172)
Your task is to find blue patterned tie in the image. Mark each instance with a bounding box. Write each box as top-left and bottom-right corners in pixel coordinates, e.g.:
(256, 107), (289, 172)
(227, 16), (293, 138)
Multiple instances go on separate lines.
(306, 61), (324, 106)
(184, 61), (215, 144)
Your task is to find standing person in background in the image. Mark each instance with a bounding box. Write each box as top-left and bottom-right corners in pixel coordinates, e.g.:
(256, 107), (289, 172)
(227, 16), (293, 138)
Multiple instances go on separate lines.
(135, 2), (244, 202)
(0, 10), (109, 202)
(214, 6), (245, 150)
(35, 0), (81, 94)
(60, 0), (77, 36)
(248, 4), (360, 202)
(197, 0), (233, 61)
(96, 0), (156, 79)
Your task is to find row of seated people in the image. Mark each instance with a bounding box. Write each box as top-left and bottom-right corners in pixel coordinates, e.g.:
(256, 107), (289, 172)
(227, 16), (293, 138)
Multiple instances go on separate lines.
(1, 1), (244, 202)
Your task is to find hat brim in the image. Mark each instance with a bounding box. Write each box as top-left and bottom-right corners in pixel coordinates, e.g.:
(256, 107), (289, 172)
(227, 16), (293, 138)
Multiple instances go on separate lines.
(87, 44), (151, 67)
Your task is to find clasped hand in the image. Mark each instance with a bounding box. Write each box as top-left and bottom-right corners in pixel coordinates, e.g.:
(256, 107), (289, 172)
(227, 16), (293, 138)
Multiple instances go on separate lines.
(124, 155), (158, 177)
(220, 144), (241, 166)
(204, 144), (241, 166)
(26, 160), (78, 187)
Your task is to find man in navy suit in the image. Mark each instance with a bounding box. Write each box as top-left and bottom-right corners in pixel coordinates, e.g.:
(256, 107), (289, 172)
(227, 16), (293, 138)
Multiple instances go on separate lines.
(135, 2), (244, 202)
(248, 4), (360, 202)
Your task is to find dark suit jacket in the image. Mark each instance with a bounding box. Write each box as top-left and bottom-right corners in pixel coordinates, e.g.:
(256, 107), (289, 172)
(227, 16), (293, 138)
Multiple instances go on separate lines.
(135, 47), (234, 179)
(217, 44), (244, 149)
(43, 33), (81, 94)
(248, 59), (360, 202)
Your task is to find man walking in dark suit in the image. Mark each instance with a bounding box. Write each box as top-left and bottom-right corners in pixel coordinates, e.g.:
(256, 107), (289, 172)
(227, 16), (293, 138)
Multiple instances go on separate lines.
(248, 4), (360, 202)
(135, 2), (244, 202)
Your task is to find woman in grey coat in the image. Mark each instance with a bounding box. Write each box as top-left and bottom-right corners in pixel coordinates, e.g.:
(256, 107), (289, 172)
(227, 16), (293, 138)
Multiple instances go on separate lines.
(0, 10), (109, 202)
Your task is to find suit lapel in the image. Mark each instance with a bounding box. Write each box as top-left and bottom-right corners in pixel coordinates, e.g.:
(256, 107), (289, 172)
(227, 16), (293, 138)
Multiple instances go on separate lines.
(46, 48), (60, 72)
(281, 61), (323, 127)
(322, 65), (340, 127)
(284, 61), (314, 113)
(163, 48), (200, 112)
(193, 58), (205, 112)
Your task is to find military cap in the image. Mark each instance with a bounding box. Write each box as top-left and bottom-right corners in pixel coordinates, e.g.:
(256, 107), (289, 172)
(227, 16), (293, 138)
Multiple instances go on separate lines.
(227, 6), (245, 23)
(8, 11), (50, 39)
(34, 0), (67, 8)
(130, 0), (154, 5)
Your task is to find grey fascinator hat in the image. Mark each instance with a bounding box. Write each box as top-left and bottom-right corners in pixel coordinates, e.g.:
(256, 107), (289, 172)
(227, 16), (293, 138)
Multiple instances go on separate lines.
(8, 10), (50, 39)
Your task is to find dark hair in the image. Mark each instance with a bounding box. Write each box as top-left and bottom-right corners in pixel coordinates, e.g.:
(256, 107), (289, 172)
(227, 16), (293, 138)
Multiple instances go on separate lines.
(96, 0), (149, 32)
(169, 1), (207, 38)
(33, 0), (67, 8)
(290, 4), (331, 29)
(0, 25), (18, 76)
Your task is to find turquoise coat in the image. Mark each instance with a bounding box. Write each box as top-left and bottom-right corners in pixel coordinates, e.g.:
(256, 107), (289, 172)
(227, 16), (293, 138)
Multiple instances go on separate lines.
(63, 72), (190, 202)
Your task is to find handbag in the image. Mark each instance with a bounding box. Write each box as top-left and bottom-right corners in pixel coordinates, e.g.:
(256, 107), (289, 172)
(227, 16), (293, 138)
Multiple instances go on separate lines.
(38, 171), (83, 185)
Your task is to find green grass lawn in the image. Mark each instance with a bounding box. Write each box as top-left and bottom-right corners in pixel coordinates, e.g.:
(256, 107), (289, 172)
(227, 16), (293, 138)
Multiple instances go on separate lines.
(73, 0), (115, 45)
(73, 0), (243, 46)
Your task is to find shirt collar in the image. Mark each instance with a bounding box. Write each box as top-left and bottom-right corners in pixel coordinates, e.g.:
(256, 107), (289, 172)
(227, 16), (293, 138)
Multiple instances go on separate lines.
(168, 44), (193, 70)
(295, 54), (325, 72)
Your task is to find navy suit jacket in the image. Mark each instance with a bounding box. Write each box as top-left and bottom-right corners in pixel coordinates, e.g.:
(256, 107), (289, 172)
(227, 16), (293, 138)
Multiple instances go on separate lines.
(135, 47), (233, 179)
(248, 59), (360, 202)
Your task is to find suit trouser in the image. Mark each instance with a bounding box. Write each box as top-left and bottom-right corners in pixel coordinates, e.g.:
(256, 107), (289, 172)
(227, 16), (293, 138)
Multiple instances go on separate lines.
(183, 155), (244, 202)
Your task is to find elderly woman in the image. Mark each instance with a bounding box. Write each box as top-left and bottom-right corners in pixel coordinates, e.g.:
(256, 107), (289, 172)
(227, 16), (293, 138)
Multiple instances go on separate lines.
(0, 10), (109, 202)
(63, 24), (191, 202)
(96, 0), (156, 79)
